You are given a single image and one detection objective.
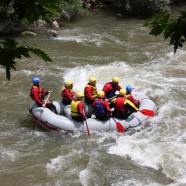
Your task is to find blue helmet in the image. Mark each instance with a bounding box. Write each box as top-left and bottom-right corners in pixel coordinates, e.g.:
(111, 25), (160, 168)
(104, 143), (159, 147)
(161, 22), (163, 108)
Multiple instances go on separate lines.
(126, 85), (132, 93)
(32, 77), (41, 84)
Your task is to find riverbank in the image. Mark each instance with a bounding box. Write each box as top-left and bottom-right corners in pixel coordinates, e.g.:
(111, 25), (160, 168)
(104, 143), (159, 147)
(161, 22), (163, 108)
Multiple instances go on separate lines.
(1, 0), (186, 36)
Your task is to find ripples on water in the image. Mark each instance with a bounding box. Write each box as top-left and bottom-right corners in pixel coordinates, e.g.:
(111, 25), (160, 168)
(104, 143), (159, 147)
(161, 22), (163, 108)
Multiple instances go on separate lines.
(0, 11), (186, 186)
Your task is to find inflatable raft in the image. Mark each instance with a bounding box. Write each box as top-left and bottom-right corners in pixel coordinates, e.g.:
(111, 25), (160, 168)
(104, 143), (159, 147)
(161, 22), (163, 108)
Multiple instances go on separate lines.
(29, 95), (156, 133)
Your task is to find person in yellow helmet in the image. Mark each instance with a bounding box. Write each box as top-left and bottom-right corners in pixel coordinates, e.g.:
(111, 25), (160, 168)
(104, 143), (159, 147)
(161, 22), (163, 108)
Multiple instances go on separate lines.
(61, 81), (76, 105)
(92, 91), (112, 121)
(84, 76), (97, 104)
(70, 92), (86, 122)
(111, 89), (138, 119)
(102, 76), (122, 99)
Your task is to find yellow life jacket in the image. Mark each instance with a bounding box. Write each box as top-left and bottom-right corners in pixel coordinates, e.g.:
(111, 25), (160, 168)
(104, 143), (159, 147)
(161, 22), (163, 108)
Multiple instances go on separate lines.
(85, 84), (97, 98)
(71, 100), (81, 117)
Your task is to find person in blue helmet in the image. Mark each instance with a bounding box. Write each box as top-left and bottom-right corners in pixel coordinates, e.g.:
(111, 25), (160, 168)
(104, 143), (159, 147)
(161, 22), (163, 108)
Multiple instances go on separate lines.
(30, 77), (57, 114)
(125, 85), (140, 107)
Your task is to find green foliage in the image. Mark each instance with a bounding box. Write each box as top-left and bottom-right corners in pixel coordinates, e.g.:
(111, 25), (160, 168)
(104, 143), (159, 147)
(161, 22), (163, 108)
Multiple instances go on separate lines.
(13, 0), (59, 24)
(115, 0), (169, 17)
(59, 0), (90, 21)
(144, 11), (186, 53)
(0, 38), (53, 80)
(20, 31), (37, 37)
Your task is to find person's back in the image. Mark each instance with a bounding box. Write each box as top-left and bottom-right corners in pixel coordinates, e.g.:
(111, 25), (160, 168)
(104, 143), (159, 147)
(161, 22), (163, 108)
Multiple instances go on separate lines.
(70, 92), (86, 122)
(92, 91), (111, 121)
(61, 81), (76, 105)
(84, 77), (97, 104)
(112, 89), (138, 119)
(102, 76), (122, 99)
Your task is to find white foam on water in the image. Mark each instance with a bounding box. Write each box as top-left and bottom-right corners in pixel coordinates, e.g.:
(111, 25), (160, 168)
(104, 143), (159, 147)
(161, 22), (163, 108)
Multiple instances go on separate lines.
(46, 155), (65, 175)
(62, 61), (146, 94)
(0, 145), (19, 162)
(54, 28), (125, 46)
(79, 168), (90, 186)
(61, 53), (186, 185)
(46, 148), (84, 176)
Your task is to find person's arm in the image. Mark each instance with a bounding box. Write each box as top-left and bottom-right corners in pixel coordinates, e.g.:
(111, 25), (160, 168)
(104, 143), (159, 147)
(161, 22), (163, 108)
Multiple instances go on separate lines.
(104, 101), (112, 115)
(32, 88), (43, 105)
(85, 86), (94, 102)
(102, 83), (112, 98)
(66, 89), (74, 101)
(124, 99), (138, 112)
(92, 101), (96, 107)
(77, 102), (86, 119)
(128, 95), (139, 106)
(117, 84), (122, 91)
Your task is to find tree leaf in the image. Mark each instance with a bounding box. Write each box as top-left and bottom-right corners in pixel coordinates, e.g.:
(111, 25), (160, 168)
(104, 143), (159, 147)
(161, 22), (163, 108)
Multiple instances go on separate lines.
(28, 47), (53, 62)
(21, 31), (37, 37)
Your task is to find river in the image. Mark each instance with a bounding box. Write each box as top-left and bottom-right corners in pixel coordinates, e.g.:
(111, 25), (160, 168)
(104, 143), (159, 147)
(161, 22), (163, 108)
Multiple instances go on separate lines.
(0, 9), (186, 186)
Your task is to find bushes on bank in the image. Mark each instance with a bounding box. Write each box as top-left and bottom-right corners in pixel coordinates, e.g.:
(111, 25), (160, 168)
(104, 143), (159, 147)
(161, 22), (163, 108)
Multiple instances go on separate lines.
(113, 0), (170, 17)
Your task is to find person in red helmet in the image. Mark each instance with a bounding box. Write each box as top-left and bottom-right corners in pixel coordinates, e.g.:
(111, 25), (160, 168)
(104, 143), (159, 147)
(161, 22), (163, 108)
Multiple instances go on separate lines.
(70, 92), (86, 122)
(61, 81), (76, 105)
(92, 91), (112, 121)
(30, 77), (57, 114)
(111, 89), (138, 119)
(102, 76), (122, 99)
(84, 77), (97, 104)
(125, 85), (140, 107)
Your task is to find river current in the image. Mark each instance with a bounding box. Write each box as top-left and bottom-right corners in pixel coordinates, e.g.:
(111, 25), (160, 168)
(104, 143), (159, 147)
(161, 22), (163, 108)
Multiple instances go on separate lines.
(0, 10), (186, 186)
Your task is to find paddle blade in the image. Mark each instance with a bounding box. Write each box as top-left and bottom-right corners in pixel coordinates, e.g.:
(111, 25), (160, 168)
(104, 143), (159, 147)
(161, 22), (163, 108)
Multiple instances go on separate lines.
(116, 122), (125, 133)
(140, 109), (155, 117)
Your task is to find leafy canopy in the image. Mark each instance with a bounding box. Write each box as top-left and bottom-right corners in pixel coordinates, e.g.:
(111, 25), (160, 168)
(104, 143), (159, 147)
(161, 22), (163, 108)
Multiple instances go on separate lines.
(0, 38), (52, 80)
(144, 11), (186, 53)
(12, 0), (59, 24)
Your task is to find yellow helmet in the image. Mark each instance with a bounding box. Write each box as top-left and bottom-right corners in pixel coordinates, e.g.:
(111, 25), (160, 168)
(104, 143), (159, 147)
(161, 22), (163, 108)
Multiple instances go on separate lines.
(119, 89), (126, 96)
(89, 76), (96, 83)
(76, 92), (84, 98)
(97, 90), (105, 98)
(112, 76), (119, 83)
(65, 81), (73, 87)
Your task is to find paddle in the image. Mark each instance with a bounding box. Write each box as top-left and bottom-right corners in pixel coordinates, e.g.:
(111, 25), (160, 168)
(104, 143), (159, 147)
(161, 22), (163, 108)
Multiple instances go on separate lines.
(139, 109), (155, 117)
(108, 94), (118, 101)
(85, 119), (90, 137)
(43, 92), (51, 107)
(112, 117), (125, 133)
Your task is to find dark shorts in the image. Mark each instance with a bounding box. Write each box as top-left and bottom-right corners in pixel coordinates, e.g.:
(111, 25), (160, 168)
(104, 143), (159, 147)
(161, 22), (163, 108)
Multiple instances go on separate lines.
(72, 116), (85, 122)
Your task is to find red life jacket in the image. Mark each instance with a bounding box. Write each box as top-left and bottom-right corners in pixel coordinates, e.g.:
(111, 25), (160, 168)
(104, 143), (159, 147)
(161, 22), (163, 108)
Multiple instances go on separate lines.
(30, 86), (44, 100)
(115, 97), (126, 112)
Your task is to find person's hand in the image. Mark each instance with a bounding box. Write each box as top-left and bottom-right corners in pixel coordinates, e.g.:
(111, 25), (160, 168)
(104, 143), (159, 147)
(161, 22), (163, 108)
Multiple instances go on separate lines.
(48, 90), (52, 93)
(82, 115), (86, 120)
(42, 104), (46, 108)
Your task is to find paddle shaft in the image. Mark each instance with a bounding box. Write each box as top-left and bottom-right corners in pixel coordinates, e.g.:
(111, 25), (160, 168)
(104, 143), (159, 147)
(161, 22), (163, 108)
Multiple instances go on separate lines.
(108, 94), (118, 101)
(43, 92), (51, 107)
(85, 119), (90, 137)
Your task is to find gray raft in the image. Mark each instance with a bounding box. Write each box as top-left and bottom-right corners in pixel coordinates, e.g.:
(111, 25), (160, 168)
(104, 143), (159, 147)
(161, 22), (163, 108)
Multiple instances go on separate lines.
(29, 95), (156, 133)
